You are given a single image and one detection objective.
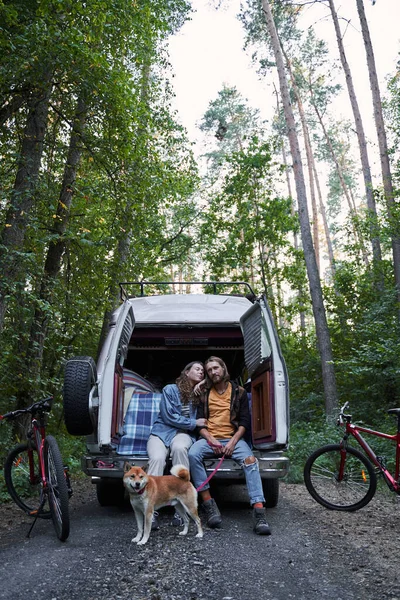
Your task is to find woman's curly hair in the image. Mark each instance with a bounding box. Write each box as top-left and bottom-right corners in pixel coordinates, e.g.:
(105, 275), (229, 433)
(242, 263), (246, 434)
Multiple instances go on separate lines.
(176, 361), (203, 406)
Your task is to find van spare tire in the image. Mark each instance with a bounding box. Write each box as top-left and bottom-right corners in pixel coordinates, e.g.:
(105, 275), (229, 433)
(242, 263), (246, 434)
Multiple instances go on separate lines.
(63, 356), (97, 435)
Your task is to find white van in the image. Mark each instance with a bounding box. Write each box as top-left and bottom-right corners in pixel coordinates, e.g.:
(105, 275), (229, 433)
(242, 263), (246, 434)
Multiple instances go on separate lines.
(63, 282), (289, 507)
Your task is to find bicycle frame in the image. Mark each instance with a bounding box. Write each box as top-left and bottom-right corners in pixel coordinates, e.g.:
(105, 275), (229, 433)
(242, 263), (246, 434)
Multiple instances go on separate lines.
(29, 414), (48, 509)
(340, 418), (400, 493)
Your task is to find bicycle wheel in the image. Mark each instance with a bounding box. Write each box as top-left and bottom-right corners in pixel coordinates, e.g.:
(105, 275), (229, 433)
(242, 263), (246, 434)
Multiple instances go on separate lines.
(4, 443), (51, 518)
(304, 444), (377, 511)
(43, 435), (70, 541)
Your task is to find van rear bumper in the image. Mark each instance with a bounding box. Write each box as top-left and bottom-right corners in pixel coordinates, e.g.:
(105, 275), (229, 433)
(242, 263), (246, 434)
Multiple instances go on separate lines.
(203, 452), (289, 480)
(82, 451), (289, 481)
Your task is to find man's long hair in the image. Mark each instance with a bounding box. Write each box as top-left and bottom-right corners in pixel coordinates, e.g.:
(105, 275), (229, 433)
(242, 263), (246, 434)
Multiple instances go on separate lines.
(204, 356), (230, 389)
(176, 361), (203, 406)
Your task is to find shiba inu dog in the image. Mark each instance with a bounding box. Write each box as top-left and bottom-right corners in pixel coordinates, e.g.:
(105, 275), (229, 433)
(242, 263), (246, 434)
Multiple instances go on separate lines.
(123, 463), (204, 545)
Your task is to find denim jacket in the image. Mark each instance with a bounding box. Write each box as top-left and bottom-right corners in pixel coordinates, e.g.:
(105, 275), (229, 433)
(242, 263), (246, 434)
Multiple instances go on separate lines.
(150, 384), (198, 447)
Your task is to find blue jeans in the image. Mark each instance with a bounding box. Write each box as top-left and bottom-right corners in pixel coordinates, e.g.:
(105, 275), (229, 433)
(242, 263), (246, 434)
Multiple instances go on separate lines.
(188, 438), (265, 506)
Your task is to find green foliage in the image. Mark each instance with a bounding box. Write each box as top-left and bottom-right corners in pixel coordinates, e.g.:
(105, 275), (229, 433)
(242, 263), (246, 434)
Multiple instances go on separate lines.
(199, 136), (298, 293)
(53, 432), (87, 476)
(287, 420), (338, 482)
(0, 0), (199, 406)
(199, 85), (260, 170)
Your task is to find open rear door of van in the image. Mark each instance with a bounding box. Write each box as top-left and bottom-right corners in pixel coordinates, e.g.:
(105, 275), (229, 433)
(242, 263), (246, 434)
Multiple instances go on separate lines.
(97, 302), (135, 448)
(240, 297), (289, 449)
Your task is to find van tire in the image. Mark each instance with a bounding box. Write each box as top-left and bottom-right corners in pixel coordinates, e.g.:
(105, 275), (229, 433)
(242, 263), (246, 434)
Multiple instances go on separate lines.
(63, 356), (96, 436)
(262, 479), (279, 508)
(96, 479), (126, 507)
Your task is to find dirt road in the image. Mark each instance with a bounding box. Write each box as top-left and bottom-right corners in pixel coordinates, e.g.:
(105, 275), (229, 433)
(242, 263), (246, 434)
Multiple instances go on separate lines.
(0, 480), (399, 600)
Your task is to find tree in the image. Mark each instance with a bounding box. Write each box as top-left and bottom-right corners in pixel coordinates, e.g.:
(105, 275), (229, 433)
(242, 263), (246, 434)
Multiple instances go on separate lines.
(0, 0), (196, 404)
(261, 0), (338, 417)
(355, 0), (400, 314)
(327, 0), (383, 285)
(0, 80), (52, 331)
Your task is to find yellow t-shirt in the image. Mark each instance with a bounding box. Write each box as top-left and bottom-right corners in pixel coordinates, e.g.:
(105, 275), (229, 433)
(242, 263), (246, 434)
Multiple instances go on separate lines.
(207, 383), (235, 439)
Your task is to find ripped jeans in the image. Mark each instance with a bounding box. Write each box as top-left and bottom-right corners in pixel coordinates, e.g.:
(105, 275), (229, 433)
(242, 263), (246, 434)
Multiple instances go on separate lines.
(188, 438), (265, 506)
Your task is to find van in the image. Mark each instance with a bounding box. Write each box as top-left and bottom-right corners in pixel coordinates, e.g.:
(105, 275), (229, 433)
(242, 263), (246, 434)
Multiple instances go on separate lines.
(63, 281), (289, 507)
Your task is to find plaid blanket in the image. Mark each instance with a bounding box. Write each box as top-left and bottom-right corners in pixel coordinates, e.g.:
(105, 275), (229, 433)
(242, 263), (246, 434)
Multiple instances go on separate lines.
(117, 393), (162, 455)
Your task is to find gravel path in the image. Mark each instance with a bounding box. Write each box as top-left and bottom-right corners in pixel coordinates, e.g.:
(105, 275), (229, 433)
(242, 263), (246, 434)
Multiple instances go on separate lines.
(0, 479), (399, 600)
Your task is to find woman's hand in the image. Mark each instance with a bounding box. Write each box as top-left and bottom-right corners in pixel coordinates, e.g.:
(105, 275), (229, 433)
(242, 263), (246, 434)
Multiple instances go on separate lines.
(196, 418), (208, 428)
(193, 379), (206, 396)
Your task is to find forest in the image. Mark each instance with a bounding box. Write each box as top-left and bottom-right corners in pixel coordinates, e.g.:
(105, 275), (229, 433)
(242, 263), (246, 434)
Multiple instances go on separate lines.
(0, 0), (399, 481)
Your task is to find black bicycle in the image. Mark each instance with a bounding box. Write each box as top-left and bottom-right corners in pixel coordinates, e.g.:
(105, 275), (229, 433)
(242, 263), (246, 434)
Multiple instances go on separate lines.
(1, 397), (72, 541)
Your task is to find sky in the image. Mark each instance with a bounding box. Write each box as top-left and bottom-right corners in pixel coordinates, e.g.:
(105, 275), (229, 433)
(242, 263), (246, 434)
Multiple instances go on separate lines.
(168, 0), (400, 162)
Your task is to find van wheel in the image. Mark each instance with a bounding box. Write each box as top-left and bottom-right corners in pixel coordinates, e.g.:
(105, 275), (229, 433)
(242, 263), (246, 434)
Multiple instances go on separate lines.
(96, 479), (126, 507)
(63, 356), (96, 436)
(262, 479), (279, 508)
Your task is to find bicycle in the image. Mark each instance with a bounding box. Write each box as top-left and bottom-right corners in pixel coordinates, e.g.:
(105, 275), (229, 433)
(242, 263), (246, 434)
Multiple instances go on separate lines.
(303, 401), (400, 511)
(1, 396), (72, 541)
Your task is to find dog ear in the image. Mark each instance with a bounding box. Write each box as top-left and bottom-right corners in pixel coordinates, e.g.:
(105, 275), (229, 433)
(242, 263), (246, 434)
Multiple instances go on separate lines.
(142, 464), (149, 472)
(124, 461), (132, 472)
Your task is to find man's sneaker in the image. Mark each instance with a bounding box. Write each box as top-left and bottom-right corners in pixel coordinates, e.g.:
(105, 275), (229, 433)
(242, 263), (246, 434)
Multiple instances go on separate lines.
(170, 511), (184, 527)
(151, 511), (160, 531)
(253, 507), (271, 535)
(202, 498), (222, 528)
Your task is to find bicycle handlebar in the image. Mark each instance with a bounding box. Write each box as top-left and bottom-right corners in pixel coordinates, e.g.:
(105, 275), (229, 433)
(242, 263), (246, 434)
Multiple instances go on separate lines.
(0, 396), (53, 422)
(338, 401), (351, 424)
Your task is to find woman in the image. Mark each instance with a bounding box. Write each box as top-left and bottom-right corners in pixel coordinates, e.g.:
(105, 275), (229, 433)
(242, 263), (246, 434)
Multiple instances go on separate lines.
(147, 361), (206, 528)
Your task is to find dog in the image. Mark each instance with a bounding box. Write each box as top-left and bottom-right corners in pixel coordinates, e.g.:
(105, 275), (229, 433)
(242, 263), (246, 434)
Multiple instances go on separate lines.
(123, 463), (203, 545)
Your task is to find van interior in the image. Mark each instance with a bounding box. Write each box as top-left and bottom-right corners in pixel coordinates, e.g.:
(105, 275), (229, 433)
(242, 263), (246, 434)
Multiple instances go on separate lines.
(124, 325), (247, 387)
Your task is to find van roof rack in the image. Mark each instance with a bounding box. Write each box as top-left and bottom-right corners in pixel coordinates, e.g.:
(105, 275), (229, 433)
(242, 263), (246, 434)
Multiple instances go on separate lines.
(119, 281), (256, 301)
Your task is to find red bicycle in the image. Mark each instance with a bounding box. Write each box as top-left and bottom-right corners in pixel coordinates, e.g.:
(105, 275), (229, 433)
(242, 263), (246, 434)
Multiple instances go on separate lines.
(1, 397), (71, 541)
(303, 401), (400, 511)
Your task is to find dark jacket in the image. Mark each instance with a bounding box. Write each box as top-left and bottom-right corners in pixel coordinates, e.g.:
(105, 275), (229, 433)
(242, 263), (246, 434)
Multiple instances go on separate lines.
(197, 380), (250, 436)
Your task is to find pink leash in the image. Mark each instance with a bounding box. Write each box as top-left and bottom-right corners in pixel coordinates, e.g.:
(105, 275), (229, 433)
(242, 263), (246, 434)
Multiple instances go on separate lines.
(196, 441), (225, 492)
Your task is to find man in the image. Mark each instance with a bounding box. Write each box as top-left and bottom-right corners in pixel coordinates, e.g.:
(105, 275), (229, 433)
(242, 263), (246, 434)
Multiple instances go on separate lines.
(188, 356), (271, 535)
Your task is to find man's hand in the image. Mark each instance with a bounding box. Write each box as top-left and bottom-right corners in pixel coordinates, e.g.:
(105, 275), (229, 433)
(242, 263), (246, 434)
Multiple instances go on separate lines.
(196, 418), (208, 428)
(207, 437), (224, 455)
(222, 439), (237, 457)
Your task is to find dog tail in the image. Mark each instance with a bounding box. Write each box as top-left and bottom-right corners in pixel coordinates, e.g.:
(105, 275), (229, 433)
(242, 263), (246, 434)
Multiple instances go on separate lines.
(170, 464), (190, 481)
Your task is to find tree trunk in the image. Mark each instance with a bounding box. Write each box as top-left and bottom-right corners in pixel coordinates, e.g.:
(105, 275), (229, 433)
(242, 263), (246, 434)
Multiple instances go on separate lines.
(262, 0), (338, 417)
(356, 0), (400, 309)
(0, 84), (52, 333)
(328, 0), (383, 279)
(312, 161), (336, 280)
(285, 56), (320, 272)
(0, 92), (26, 126)
(25, 96), (87, 374)
(309, 86), (370, 267)
(275, 85), (307, 334)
